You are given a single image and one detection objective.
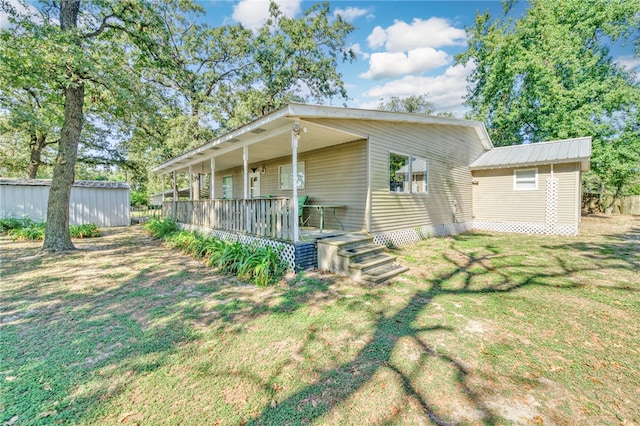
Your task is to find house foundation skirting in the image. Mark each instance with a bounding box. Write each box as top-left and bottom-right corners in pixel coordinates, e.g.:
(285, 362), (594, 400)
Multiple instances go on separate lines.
(473, 221), (576, 236)
(177, 223), (298, 271)
(372, 221), (474, 247)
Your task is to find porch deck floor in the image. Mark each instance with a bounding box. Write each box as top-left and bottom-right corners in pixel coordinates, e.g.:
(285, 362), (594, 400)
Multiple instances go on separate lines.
(299, 227), (349, 242)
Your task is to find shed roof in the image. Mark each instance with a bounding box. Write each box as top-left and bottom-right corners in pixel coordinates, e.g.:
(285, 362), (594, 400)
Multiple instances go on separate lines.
(0, 179), (130, 189)
(469, 137), (592, 171)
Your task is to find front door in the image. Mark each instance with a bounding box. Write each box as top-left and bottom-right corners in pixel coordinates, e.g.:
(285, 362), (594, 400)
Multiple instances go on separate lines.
(249, 172), (260, 198)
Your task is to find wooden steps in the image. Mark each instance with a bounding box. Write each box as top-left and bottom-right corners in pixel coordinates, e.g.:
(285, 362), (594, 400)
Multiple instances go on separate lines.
(317, 233), (408, 284)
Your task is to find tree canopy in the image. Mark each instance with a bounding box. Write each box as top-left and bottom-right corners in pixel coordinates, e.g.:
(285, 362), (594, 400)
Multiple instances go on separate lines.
(0, 0), (355, 251)
(457, 0), (640, 197)
(377, 95), (435, 114)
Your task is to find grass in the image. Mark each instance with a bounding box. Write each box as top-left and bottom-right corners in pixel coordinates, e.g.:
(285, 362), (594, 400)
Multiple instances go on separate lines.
(1, 214), (638, 425)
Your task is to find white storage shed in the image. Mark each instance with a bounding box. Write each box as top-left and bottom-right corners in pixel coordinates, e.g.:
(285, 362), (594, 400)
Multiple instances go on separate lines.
(0, 179), (130, 227)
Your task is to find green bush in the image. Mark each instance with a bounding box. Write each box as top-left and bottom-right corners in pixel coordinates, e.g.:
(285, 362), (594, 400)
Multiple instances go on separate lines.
(0, 217), (34, 233)
(130, 190), (149, 207)
(6, 221), (101, 241)
(145, 220), (288, 286)
(9, 223), (46, 241)
(144, 217), (178, 239)
(70, 223), (100, 238)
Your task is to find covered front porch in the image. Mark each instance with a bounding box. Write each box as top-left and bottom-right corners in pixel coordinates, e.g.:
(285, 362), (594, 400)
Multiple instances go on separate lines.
(162, 198), (348, 242)
(154, 105), (369, 244)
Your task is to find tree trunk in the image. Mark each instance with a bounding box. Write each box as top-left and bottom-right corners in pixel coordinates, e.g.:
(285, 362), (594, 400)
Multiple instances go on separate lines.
(25, 134), (47, 179)
(41, 0), (83, 252)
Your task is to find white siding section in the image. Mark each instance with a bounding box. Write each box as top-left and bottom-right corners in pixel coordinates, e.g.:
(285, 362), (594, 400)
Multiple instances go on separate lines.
(472, 162), (581, 228)
(0, 182), (130, 227)
(215, 140), (368, 231)
(304, 119), (486, 234)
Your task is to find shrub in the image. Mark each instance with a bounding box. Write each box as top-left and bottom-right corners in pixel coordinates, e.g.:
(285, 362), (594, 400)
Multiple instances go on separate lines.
(9, 223), (46, 241)
(237, 244), (288, 287)
(144, 217), (178, 239)
(144, 218), (288, 285)
(130, 190), (149, 207)
(70, 223), (100, 238)
(7, 222), (101, 241)
(0, 217), (34, 233)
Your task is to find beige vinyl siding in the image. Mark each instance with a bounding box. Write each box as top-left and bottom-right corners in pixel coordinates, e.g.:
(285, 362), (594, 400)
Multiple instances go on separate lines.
(472, 162), (581, 225)
(553, 162), (580, 225)
(304, 120), (486, 234)
(214, 139), (367, 231)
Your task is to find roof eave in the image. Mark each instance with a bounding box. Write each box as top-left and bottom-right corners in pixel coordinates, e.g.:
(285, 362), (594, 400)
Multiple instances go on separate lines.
(470, 157), (592, 171)
(153, 105), (294, 174)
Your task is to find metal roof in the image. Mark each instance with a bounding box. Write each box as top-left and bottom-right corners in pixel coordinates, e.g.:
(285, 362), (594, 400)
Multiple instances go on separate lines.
(469, 137), (592, 171)
(0, 179), (130, 189)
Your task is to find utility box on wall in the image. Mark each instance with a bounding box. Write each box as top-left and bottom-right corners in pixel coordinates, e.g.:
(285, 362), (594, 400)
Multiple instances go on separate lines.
(0, 179), (130, 227)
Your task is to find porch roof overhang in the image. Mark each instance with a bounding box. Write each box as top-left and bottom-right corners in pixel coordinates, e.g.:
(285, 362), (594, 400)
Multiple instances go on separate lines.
(152, 103), (493, 175)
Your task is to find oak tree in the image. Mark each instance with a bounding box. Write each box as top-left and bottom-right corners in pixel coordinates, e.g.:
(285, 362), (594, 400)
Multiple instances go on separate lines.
(457, 0), (639, 201)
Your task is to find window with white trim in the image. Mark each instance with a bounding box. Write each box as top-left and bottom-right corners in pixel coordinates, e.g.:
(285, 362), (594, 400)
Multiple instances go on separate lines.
(279, 162), (305, 190)
(389, 152), (428, 193)
(222, 175), (233, 198)
(514, 168), (537, 190)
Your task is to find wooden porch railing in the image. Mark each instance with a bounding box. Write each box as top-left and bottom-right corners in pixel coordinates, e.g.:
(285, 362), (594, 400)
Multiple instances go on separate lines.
(162, 198), (296, 241)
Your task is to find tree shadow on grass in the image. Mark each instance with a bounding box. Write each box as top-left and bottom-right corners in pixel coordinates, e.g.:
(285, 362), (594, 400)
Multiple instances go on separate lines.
(0, 228), (340, 424)
(249, 229), (638, 425)
(3, 225), (637, 424)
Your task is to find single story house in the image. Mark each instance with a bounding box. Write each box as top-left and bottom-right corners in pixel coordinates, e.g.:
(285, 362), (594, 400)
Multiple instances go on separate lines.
(0, 179), (130, 227)
(153, 104), (591, 272)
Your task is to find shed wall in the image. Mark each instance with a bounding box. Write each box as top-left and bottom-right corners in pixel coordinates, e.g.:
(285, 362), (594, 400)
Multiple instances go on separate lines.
(214, 139), (368, 231)
(0, 184), (130, 227)
(472, 162), (580, 229)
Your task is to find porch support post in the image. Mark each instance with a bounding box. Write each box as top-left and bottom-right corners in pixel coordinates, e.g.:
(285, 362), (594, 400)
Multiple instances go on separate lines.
(161, 174), (165, 202)
(243, 146), (249, 199)
(243, 146), (249, 233)
(188, 165), (193, 200)
(210, 157), (215, 199)
(292, 120), (300, 243)
(172, 171), (178, 201)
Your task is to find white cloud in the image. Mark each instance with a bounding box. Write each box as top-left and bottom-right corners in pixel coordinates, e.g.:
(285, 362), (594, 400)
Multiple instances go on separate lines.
(360, 48), (450, 79)
(232, 0), (301, 30)
(361, 63), (474, 116)
(367, 17), (466, 52)
(0, 0), (41, 29)
(615, 55), (640, 82)
(616, 55), (640, 70)
(333, 6), (369, 22)
(348, 43), (369, 60)
(367, 26), (387, 50)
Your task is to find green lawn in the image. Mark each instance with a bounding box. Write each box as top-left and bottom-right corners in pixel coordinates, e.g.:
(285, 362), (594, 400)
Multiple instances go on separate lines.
(1, 215), (638, 425)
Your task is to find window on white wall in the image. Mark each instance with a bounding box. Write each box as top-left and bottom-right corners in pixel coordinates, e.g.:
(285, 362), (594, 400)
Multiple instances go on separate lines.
(389, 152), (428, 193)
(514, 168), (537, 190)
(279, 162), (305, 190)
(222, 175), (233, 198)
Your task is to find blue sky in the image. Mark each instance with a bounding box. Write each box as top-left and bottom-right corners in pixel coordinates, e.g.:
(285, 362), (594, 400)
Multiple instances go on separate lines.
(203, 0), (507, 116)
(201, 0), (638, 117)
(2, 0), (637, 117)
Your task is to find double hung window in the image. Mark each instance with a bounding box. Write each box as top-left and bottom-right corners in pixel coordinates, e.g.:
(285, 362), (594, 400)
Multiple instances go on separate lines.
(514, 169), (537, 190)
(279, 162), (305, 190)
(389, 152), (429, 194)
